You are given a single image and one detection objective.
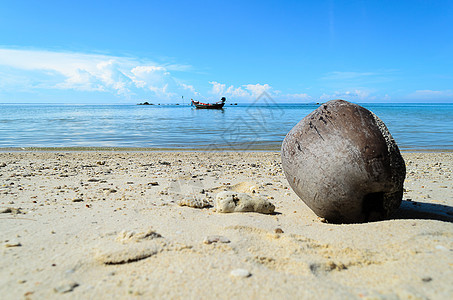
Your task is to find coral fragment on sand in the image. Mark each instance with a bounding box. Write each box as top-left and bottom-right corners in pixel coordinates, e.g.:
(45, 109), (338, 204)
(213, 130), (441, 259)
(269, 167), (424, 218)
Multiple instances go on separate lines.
(215, 191), (275, 214)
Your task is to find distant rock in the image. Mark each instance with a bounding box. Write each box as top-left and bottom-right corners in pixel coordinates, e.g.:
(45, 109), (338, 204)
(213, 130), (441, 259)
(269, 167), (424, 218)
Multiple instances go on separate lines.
(215, 191), (275, 214)
(281, 99), (406, 223)
(137, 102), (153, 105)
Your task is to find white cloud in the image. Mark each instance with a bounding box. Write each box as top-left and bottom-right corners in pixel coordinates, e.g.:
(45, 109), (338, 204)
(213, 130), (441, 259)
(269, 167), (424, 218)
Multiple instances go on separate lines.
(209, 81), (227, 95)
(0, 48), (196, 100)
(243, 84), (272, 98)
(409, 89), (453, 100)
(129, 65), (175, 97)
(209, 81), (250, 99)
(209, 82), (274, 100)
(209, 81), (315, 102)
(179, 83), (198, 95)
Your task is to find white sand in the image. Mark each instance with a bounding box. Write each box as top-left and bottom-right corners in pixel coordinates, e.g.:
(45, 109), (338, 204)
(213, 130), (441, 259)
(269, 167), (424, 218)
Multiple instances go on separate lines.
(1, 151), (452, 299)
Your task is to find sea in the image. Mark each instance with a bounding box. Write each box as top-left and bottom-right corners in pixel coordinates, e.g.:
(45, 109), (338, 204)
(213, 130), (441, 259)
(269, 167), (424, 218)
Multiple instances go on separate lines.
(0, 102), (452, 151)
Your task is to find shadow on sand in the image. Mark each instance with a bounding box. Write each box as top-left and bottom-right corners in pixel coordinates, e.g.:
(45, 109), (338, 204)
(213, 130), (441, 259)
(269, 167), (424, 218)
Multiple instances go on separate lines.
(391, 200), (453, 223)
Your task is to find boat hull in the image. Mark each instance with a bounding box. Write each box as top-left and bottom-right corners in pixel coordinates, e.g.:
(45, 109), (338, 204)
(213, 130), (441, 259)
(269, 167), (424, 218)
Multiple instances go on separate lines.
(193, 102), (225, 109)
(191, 98), (226, 109)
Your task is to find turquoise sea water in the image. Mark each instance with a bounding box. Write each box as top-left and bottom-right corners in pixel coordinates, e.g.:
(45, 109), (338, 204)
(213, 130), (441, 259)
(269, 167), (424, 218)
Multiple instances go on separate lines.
(0, 103), (452, 150)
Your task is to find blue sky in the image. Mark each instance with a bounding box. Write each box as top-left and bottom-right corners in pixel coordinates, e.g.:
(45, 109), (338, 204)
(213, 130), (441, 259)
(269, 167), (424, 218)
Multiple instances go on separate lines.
(0, 0), (452, 103)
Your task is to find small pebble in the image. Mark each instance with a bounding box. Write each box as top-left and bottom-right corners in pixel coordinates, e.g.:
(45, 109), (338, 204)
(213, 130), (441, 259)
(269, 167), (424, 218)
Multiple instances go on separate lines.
(230, 269), (251, 278)
(274, 228), (284, 234)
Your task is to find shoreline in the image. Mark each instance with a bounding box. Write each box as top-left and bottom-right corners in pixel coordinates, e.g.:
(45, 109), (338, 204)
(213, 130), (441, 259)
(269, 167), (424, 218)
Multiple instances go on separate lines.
(1, 147), (453, 153)
(1, 151), (452, 298)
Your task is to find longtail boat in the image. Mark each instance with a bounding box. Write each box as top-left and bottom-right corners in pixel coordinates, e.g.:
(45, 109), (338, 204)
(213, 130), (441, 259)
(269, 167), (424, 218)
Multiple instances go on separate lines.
(191, 97), (226, 109)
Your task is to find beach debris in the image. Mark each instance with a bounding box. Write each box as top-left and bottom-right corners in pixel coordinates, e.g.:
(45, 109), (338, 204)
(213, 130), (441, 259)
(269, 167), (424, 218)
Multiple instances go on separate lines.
(5, 240), (22, 247)
(203, 235), (230, 244)
(54, 280), (79, 293)
(274, 228), (284, 234)
(177, 196), (212, 209)
(0, 207), (25, 215)
(249, 185), (258, 193)
(230, 268), (251, 278)
(215, 191), (275, 214)
(103, 188), (117, 195)
(281, 99), (406, 223)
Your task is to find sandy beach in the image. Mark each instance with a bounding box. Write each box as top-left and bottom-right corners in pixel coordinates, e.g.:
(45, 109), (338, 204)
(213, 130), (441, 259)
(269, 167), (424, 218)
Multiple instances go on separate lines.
(1, 151), (452, 299)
